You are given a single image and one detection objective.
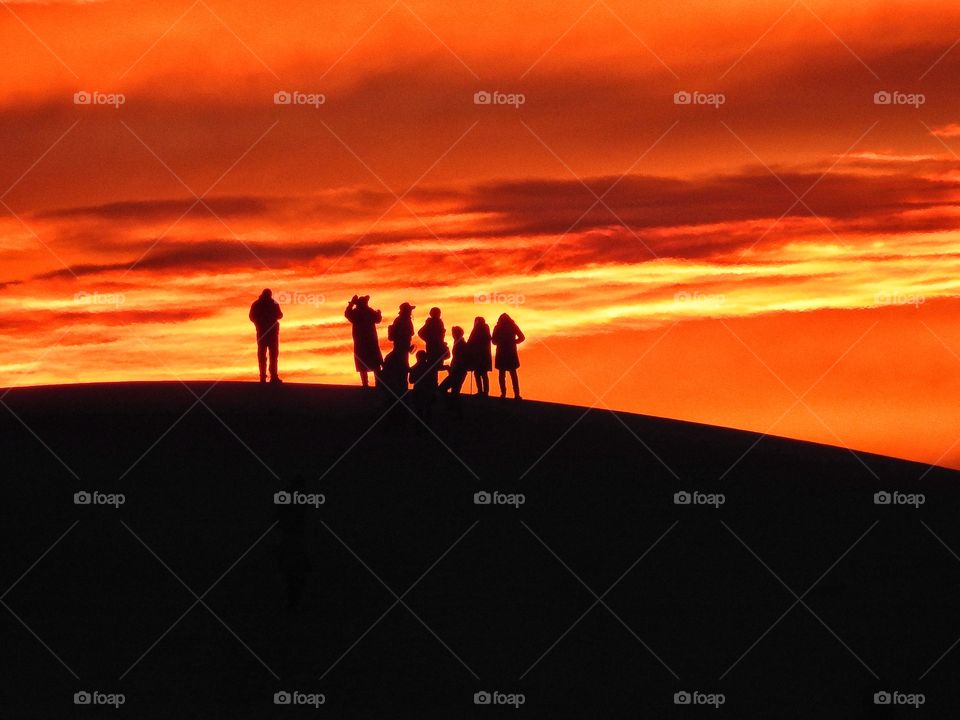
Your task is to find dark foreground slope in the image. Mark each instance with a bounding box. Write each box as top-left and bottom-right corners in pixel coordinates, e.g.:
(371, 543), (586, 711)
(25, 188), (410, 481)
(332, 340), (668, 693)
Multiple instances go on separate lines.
(0, 381), (958, 718)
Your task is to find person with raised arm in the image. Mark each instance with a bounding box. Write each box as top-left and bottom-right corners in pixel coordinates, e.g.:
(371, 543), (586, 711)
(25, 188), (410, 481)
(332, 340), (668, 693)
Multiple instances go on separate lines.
(344, 295), (383, 388)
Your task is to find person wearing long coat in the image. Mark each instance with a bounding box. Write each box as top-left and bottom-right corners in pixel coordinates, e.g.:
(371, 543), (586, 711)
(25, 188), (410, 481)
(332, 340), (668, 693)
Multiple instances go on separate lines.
(466, 316), (492, 396)
(344, 295), (383, 387)
(491, 313), (525, 399)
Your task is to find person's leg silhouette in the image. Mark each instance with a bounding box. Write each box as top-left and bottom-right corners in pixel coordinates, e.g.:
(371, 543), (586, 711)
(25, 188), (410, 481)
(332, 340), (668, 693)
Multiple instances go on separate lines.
(509, 369), (520, 399)
(257, 341), (268, 382)
(498, 370), (507, 398)
(268, 337), (281, 383)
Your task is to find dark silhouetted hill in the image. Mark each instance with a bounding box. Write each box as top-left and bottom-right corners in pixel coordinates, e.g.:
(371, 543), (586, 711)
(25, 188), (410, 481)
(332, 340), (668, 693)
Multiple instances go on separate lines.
(1, 381), (958, 718)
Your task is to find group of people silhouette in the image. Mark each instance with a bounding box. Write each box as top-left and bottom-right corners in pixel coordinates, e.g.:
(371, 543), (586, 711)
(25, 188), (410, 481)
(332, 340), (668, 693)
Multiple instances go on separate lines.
(347, 295), (526, 420)
(248, 290), (526, 415)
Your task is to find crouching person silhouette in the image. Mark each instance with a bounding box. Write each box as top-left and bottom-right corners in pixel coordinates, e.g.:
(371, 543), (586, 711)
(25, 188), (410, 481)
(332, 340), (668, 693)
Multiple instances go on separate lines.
(439, 326), (468, 415)
(249, 288), (283, 384)
(380, 346), (411, 408)
(409, 350), (438, 427)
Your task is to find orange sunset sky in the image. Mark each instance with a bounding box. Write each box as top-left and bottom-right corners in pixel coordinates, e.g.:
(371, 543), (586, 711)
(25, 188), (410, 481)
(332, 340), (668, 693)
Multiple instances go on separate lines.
(2, 0), (960, 469)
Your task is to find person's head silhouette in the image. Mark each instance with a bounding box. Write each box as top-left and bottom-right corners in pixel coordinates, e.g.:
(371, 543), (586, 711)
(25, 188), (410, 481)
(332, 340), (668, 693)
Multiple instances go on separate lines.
(474, 316), (485, 329)
(260, 288), (272, 300)
(452, 326), (464, 340)
(415, 350), (427, 362)
(429, 307), (441, 319)
(399, 302), (415, 316)
(497, 312), (511, 325)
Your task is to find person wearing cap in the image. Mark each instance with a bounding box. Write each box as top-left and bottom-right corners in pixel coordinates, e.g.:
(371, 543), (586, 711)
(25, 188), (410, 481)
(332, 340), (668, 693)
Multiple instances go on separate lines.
(380, 303), (416, 408)
(249, 288), (283, 384)
(344, 294), (383, 388)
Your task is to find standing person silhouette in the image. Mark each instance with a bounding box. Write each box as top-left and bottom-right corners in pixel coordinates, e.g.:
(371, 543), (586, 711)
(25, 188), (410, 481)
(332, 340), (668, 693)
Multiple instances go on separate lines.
(249, 288), (283, 384)
(344, 295), (383, 387)
(467, 316), (492, 396)
(388, 302), (415, 355)
(418, 307), (447, 386)
(381, 302), (416, 408)
(492, 313), (525, 399)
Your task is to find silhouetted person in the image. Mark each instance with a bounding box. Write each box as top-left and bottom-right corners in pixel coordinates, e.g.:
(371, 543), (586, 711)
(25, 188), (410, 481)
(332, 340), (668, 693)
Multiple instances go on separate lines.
(418, 306), (445, 350)
(380, 346), (410, 406)
(344, 295), (383, 387)
(418, 306), (446, 381)
(249, 288), (283, 384)
(409, 350), (437, 425)
(439, 326), (469, 416)
(388, 302), (415, 357)
(467, 316), (492, 396)
(492, 313), (525, 399)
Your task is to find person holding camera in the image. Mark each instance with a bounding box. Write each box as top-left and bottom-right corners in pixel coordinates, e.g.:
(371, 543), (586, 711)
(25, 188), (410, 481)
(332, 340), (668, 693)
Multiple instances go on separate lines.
(344, 294), (383, 387)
